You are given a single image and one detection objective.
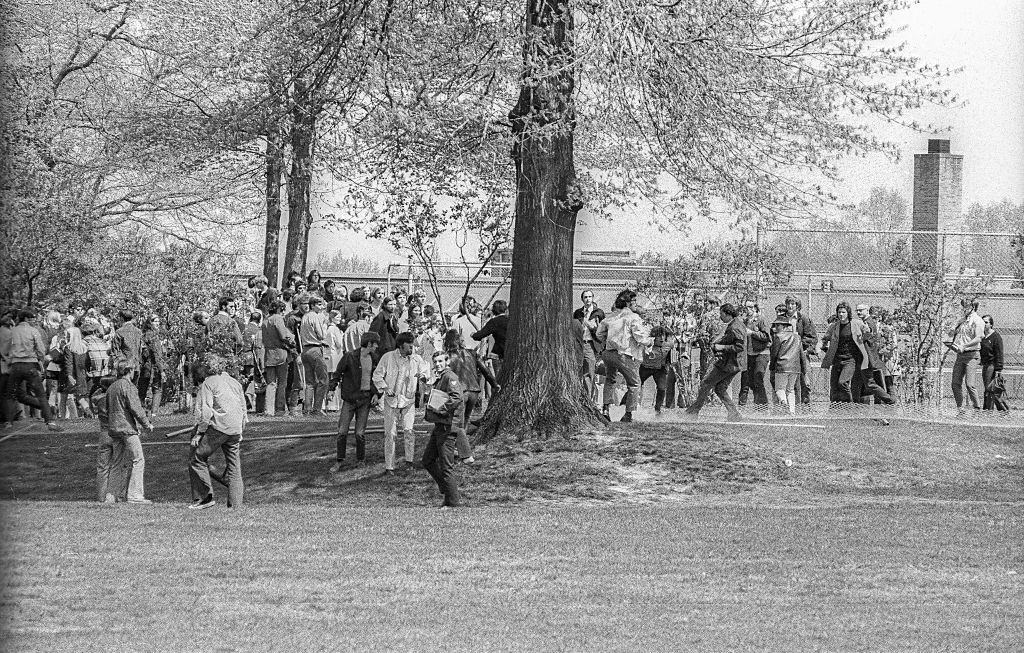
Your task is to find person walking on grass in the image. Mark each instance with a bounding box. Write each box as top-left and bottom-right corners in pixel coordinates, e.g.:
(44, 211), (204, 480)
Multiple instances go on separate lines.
(738, 300), (772, 408)
(980, 315), (1006, 412)
(819, 302), (892, 408)
(2, 309), (62, 431)
(422, 349), (465, 508)
(443, 328), (499, 462)
(639, 322), (676, 414)
(260, 299), (294, 417)
(596, 289), (653, 423)
(784, 295), (818, 407)
(948, 299), (985, 416)
(299, 296), (331, 416)
(92, 376), (121, 502)
(330, 331), (381, 470)
(684, 303), (747, 423)
(372, 331), (429, 475)
(189, 354), (247, 510)
(769, 319), (802, 415)
(102, 360), (154, 504)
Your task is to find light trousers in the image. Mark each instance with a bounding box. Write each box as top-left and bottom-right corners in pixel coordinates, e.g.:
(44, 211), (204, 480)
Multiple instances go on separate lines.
(383, 402), (416, 470)
(101, 432), (146, 501)
(951, 351), (980, 409)
(774, 372), (799, 415)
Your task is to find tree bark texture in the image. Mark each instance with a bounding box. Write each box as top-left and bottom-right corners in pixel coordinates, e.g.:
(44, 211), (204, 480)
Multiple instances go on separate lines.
(263, 126), (284, 286)
(477, 0), (603, 442)
(283, 78), (315, 277)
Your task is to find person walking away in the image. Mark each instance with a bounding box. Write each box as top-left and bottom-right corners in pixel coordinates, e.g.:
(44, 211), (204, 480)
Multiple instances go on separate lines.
(325, 310), (345, 411)
(639, 323), (676, 414)
(738, 301), (772, 408)
(684, 303), (747, 422)
(103, 360), (155, 503)
(260, 300), (294, 417)
(369, 295), (400, 355)
(189, 354), (247, 509)
(2, 309), (61, 431)
(443, 329), (498, 461)
(472, 300), (510, 380)
(572, 291), (605, 404)
(422, 349), (465, 508)
(596, 289), (653, 423)
(298, 296), (331, 416)
(769, 319), (802, 415)
(110, 309), (145, 379)
(980, 315), (1006, 412)
(948, 299), (985, 416)
(242, 312), (266, 413)
(372, 332), (429, 474)
(785, 296), (818, 407)
(330, 332), (381, 470)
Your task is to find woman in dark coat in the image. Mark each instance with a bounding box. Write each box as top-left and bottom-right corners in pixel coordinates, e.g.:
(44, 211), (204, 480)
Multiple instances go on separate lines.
(980, 314), (1006, 412)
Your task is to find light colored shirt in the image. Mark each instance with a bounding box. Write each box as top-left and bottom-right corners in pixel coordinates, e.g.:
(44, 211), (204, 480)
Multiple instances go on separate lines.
(596, 308), (653, 360)
(195, 372), (248, 437)
(453, 314), (484, 352)
(299, 311), (329, 348)
(372, 350), (429, 409)
(342, 320), (370, 353)
(5, 322), (46, 365)
(952, 312), (986, 352)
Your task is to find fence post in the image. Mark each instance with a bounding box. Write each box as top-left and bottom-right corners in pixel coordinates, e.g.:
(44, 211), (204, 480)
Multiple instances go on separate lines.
(755, 220), (764, 298)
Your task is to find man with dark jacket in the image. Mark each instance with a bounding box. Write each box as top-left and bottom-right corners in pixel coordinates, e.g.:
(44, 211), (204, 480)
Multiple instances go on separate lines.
(330, 332), (381, 469)
(260, 300), (294, 416)
(104, 359), (154, 504)
(684, 303), (747, 422)
(573, 290), (605, 402)
(369, 296), (400, 354)
(738, 301), (772, 406)
(110, 309), (144, 376)
(783, 296), (818, 406)
(340, 287), (371, 329)
(472, 299), (509, 362)
(422, 349), (465, 508)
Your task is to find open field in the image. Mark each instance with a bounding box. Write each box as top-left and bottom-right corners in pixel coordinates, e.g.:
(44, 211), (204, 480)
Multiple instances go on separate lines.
(1, 413), (1022, 650)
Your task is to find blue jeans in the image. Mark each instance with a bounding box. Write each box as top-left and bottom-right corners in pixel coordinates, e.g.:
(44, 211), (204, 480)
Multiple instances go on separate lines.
(952, 351), (980, 409)
(602, 349), (641, 412)
(190, 427), (243, 507)
(337, 398), (371, 461)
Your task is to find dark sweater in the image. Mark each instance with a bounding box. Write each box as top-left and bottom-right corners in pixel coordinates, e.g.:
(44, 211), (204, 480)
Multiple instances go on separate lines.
(980, 332), (1004, 372)
(472, 314), (509, 359)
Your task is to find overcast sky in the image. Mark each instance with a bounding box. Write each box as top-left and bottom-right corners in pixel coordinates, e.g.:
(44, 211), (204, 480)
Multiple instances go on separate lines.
(307, 0), (1024, 266)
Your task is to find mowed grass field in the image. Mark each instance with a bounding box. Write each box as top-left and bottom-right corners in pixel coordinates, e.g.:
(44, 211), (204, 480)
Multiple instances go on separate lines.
(1, 413), (1022, 651)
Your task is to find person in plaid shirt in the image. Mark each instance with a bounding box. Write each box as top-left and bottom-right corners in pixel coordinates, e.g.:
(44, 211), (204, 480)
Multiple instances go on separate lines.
(82, 322), (111, 392)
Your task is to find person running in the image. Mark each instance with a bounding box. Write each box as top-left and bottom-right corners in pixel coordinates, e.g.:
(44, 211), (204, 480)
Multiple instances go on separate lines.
(980, 315), (1006, 412)
(189, 354), (247, 510)
(372, 331), (429, 474)
(2, 309), (61, 431)
(684, 303), (746, 422)
(422, 349), (465, 508)
(769, 318), (802, 415)
(820, 302), (870, 405)
(103, 359), (155, 504)
(596, 289), (653, 423)
(330, 332), (381, 470)
(948, 299), (985, 415)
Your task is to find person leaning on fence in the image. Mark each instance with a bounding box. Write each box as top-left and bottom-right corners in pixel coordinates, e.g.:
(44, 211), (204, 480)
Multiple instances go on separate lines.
(103, 359), (154, 504)
(980, 315), (1007, 412)
(422, 349), (465, 508)
(948, 299), (986, 415)
(330, 331), (382, 470)
(189, 354), (247, 510)
(684, 302), (747, 423)
(596, 289), (654, 423)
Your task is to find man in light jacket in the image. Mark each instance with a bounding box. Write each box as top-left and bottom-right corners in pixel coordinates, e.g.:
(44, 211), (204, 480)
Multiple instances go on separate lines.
(684, 303), (747, 422)
(596, 289), (653, 423)
(189, 354), (247, 509)
(372, 332), (429, 473)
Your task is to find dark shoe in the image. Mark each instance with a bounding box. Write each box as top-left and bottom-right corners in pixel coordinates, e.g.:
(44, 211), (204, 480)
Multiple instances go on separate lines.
(620, 412), (633, 423)
(188, 496), (216, 510)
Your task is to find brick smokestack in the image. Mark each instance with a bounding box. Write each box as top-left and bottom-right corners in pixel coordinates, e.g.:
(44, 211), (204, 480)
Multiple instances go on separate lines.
(912, 139), (963, 265)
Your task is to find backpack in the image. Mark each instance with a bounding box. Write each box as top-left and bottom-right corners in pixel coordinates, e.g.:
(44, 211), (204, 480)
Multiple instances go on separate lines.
(641, 336), (670, 369)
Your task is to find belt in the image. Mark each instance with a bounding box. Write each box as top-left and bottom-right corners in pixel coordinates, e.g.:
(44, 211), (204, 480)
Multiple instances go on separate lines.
(302, 344), (327, 350)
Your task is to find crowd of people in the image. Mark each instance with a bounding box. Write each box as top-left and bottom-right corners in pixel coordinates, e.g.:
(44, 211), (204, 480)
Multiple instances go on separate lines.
(0, 268), (1010, 508)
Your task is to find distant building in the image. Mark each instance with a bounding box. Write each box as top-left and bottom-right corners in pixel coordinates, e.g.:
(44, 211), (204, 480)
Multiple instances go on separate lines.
(574, 250), (638, 266)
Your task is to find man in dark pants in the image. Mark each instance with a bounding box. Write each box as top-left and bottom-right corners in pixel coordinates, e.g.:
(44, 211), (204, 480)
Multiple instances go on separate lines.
(329, 332), (381, 470)
(684, 303), (747, 422)
(189, 354), (247, 510)
(738, 300), (772, 406)
(3, 309), (61, 431)
(422, 350), (464, 508)
(572, 290), (606, 402)
(785, 296), (818, 407)
(472, 299), (509, 379)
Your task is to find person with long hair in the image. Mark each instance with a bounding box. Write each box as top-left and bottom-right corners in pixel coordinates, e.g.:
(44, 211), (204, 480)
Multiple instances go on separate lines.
(57, 315), (91, 418)
(820, 302), (886, 406)
(306, 269), (323, 296)
(596, 289), (654, 423)
(138, 314), (167, 420)
(683, 303), (747, 422)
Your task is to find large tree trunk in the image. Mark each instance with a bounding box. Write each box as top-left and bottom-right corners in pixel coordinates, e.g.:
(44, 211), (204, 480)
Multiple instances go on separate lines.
(476, 0), (603, 442)
(283, 78), (314, 277)
(263, 125), (284, 286)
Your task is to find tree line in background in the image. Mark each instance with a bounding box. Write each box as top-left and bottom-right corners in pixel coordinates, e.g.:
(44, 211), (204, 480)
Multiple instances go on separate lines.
(8, 0), (989, 438)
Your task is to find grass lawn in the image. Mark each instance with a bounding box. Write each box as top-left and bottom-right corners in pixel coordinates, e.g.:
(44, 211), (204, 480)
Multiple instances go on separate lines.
(1, 413), (1022, 650)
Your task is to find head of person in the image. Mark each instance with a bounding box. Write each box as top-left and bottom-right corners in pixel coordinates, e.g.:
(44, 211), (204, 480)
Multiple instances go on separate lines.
(117, 309), (135, 326)
(322, 279), (335, 296)
(294, 280), (307, 295)
(411, 317), (427, 335)
(336, 284), (348, 302)
(382, 296), (397, 315)
(68, 302), (85, 318)
(962, 298), (979, 317)
(309, 296), (325, 313)
(349, 287), (366, 303)
(203, 352), (228, 377)
(81, 320), (100, 337)
(328, 310), (341, 326)
(443, 328), (461, 353)
(249, 311), (263, 325)
(835, 301), (853, 323)
(855, 304), (870, 321)
(705, 297), (721, 312)
(409, 290), (425, 307)
(253, 275), (269, 291)
(360, 331), (380, 354)
(281, 289), (294, 304)
(115, 359), (134, 379)
(613, 289), (637, 311)
(982, 314), (994, 335)
(719, 303), (738, 323)
(393, 289), (408, 308)
(218, 296), (235, 316)
(408, 303), (424, 321)
(581, 290), (595, 308)
(142, 314), (160, 332)
(307, 269), (321, 287)
(192, 310), (208, 327)
(775, 303), (787, 320)
(431, 349), (449, 375)
(61, 314), (75, 331)
(772, 319), (793, 334)
(370, 287), (384, 303)
(460, 295), (478, 316)
(422, 304), (436, 318)
(247, 275), (257, 289)
(296, 293), (311, 314)
(743, 299), (759, 320)
(492, 299), (508, 316)
(269, 299), (287, 315)
(357, 305), (372, 322)
(44, 310), (61, 327)
(785, 295), (800, 316)
(396, 331), (415, 356)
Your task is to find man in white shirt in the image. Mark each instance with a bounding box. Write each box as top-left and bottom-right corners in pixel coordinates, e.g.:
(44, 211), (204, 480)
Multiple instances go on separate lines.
(372, 332), (429, 474)
(949, 298), (986, 414)
(189, 354), (247, 509)
(341, 305), (372, 353)
(299, 296), (330, 415)
(595, 289), (653, 423)
(452, 295), (485, 354)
